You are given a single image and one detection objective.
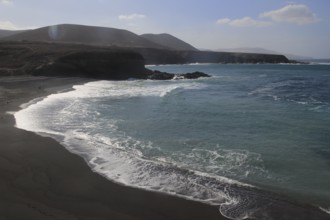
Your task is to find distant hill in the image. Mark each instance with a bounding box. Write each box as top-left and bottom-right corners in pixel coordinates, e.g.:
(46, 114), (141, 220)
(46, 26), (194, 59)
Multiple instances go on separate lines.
(141, 33), (198, 51)
(216, 47), (313, 60)
(0, 29), (26, 38)
(217, 47), (280, 55)
(2, 24), (167, 49)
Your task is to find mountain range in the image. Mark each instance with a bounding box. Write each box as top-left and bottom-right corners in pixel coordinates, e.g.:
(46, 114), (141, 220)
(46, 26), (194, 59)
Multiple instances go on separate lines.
(0, 24), (197, 51)
(0, 24), (291, 67)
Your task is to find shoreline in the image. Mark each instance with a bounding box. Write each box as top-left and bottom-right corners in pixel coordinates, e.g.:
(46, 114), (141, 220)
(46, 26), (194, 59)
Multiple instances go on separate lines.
(2, 75), (330, 220)
(0, 76), (227, 220)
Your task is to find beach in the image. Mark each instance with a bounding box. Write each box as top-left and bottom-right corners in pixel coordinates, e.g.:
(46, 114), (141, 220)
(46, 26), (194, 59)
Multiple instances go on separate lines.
(0, 76), (226, 220)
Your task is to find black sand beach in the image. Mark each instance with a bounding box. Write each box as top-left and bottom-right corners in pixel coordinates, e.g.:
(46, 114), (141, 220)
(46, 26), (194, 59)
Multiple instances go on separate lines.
(0, 76), (226, 220)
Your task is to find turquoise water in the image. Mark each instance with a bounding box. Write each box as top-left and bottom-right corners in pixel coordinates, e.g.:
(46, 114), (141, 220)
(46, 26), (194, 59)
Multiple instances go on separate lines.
(15, 63), (330, 219)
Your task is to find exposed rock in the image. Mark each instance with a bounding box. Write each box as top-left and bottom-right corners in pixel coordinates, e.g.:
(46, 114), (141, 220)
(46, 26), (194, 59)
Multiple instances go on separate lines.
(0, 41), (210, 81)
(0, 41), (148, 80)
(34, 51), (148, 80)
(146, 70), (210, 80)
(132, 48), (291, 65)
(147, 70), (175, 80)
(177, 71), (210, 79)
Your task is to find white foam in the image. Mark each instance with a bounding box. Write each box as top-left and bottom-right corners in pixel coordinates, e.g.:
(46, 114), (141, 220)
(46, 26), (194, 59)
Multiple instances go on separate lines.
(320, 207), (330, 215)
(70, 80), (207, 98)
(19, 97), (45, 109)
(14, 79), (268, 220)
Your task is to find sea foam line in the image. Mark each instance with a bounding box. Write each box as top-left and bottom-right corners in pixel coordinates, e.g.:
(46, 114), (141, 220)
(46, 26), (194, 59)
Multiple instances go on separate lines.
(13, 79), (274, 220)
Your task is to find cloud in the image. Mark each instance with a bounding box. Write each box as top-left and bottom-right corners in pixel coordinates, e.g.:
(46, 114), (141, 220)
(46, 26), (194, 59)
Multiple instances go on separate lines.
(0, 0), (13, 6)
(0, 21), (18, 30)
(216, 17), (272, 27)
(118, 13), (146, 21)
(0, 21), (37, 30)
(216, 18), (231, 25)
(260, 4), (319, 25)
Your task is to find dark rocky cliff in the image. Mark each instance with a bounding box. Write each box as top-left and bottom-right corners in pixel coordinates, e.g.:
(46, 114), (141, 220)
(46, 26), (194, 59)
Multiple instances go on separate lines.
(34, 51), (148, 80)
(133, 48), (290, 64)
(0, 41), (210, 80)
(0, 41), (148, 80)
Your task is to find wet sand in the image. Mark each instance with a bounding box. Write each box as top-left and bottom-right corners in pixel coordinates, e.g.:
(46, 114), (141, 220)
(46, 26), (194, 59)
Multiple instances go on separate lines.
(0, 76), (226, 220)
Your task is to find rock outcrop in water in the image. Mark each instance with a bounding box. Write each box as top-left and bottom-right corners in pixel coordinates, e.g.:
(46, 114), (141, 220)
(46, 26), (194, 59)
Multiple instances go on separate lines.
(146, 70), (210, 80)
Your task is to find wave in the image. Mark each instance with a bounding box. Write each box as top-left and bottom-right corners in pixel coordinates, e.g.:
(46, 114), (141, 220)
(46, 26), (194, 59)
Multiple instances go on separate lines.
(51, 129), (275, 220)
(313, 63), (330, 65)
(320, 207), (330, 215)
(14, 79), (330, 220)
(13, 79), (270, 219)
(248, 78), (330, 111)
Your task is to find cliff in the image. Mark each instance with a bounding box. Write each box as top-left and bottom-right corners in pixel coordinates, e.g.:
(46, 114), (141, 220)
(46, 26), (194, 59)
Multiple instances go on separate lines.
(0, 41), (210, 80)
(133, 48), (290, 64)
(0, 41), (148, 79)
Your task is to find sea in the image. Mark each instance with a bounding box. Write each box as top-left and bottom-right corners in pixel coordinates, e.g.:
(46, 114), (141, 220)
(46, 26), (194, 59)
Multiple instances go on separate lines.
(15, 62), (330, 219)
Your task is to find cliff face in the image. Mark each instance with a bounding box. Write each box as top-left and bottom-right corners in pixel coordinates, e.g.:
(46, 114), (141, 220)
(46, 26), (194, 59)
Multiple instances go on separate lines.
(0, 42), (148, 80)
(0, 41), (290, 81)
(35, 51), (148, 80)
(133, 48), (290, 64)
(0, 41), (210, 80)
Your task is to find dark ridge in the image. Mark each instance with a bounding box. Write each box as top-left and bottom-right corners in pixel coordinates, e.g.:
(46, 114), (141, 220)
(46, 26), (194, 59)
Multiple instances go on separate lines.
(2, 24), (167, 49)
(132, 48), (290, 64)
(140, 33), (198, 51)
(0, 29), (27, 39)
(2, 24), (290, 64)
(0, 41), (147, 79)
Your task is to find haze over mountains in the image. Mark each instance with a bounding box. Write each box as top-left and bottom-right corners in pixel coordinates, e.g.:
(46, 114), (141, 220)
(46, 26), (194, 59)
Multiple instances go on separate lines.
(140, 33), (198, 51)
(0, 29), (26, 39)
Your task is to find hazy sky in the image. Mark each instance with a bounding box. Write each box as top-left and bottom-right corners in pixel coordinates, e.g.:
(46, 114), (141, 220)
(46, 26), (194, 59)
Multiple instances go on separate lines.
(1, 0), (329, 58)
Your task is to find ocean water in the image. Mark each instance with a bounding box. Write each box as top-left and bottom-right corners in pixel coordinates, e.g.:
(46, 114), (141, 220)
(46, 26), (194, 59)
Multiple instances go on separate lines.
(15, 63), (330, 219)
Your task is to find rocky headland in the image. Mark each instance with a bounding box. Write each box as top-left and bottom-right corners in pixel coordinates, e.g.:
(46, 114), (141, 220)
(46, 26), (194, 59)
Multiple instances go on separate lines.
(0, 24), (293, 80)
(0, 41), (210, 80)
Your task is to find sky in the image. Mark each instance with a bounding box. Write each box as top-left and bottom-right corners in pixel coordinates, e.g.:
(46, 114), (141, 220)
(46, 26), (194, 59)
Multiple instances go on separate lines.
(1, 0), (330, 58)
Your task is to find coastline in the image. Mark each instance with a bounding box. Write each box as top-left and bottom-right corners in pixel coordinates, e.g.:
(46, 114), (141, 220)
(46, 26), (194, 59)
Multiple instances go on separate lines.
(0, 76), (226, 220)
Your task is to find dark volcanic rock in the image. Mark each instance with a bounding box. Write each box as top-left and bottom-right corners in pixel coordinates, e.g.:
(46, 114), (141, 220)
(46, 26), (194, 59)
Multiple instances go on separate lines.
(146, 70), (210, 80)
(178, 71), (210, 79)
(0, 41), (148, 80)
(147, 70), (175, 80)
(132, 48), (291, 65)
(34, 51), (148, 80)
(0, 41), (210, 81)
